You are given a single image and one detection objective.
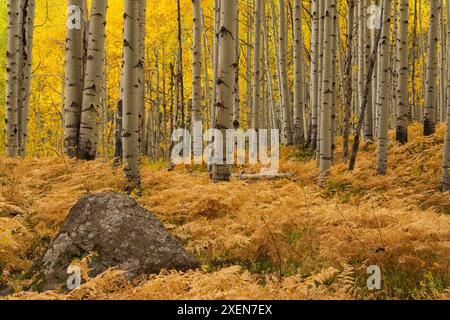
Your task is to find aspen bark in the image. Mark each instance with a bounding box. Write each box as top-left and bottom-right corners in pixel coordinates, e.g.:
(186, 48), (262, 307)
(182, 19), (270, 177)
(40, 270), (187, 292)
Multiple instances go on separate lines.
(138, 0), (147, 154)
(310, 0), (319, 150)
(212, 0), (237, 182)
(279, 0), (293, 145)
(319, 0), (336, 182)
(423, 0), (441, 136)
(64, 0), (85, 158)
(5, 0), (21, 157)
(17, 0), (36, 158)
(376, 0), (392, 175)
(396, 0), (409, 144)
(252, 0), (264, 130)
(78, 0), (108, 160)
(441, 0), (450, 191)
(192, 0), (203, 164)
(293, 0), (305, 145)
(122, 0), (141, 190)
(343, 0), (355, 159)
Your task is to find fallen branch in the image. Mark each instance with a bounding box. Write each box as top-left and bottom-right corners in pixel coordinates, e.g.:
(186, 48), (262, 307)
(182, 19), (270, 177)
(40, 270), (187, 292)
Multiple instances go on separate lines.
(232, 172), (295, 181)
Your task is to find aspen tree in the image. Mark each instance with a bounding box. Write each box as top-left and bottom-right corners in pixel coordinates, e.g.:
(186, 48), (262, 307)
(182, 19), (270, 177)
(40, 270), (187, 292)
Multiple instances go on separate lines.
(376, 0), (392, 175)
(310, 0), (319, 150)
(78, 0), (108, 160)
(138, 0), (147, 153)
(343, 0), (355, 159)
(122, 0), (141, 191)
(212, 0), (238, 182)
(439, 5), (446, 123)
(64, 0), (85, 158)
(252, 0), (264, 130)
(423, 0), (441, 136)
(5, 0), (21, 156)
(211, 0), (220, 129)
(396, 0), (408, 144)
(363, 0), (373, 141)
(293, 0), (305, 145)
(18, 0), (36, 158)
(441, 0), (450, 191)
(279, 0), (293, 145)
(319, 0), (336, 182)
(192, 0), (203, 162)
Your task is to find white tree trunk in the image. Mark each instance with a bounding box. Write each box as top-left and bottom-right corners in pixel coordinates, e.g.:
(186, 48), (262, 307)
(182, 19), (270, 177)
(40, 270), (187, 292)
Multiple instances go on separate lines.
(122, 0), (141, 190)
(212, 0), (238, 182)
(293, 0), (305, 145)
(64, 0), (86, 158)
(192, 0), (203, 162)
(17, 0), (36, 158)
(78, 0), (108, 160)
(423, 0), (441, 136)
(319, 0), (336, 182)
(441, 0), (450, 190)
(396, 0), (409, 144)
(252, 0), (264, 130)
(376, 0), (392, 175)
(5, 0), (21, 157)
(279, 0), (293, 145)
(310, 0), (319, 150)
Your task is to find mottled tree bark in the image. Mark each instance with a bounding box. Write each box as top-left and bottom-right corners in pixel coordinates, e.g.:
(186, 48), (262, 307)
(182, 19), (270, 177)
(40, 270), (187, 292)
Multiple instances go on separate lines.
(423, 0), (441, 136)
(212, 0), (238, 182)
(78, 0), (108, 160)
(122, 0), (141, 191)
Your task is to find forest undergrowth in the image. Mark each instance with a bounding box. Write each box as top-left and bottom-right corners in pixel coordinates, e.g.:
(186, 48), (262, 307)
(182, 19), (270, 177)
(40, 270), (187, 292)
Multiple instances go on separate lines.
(0, 124), (449, 300)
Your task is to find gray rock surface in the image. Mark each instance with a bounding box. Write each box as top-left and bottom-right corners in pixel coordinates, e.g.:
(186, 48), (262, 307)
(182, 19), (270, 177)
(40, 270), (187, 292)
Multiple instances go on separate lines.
(30, 192), (198, 291)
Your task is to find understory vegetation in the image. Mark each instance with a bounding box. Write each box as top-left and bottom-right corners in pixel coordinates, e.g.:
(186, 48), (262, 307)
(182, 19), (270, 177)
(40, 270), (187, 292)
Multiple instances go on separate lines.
(1, 125), (449, 300)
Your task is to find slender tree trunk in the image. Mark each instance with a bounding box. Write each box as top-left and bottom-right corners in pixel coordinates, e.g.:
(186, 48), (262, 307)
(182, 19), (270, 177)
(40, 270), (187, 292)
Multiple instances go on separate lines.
(233, 8), (240, 128)
(293, 0), (305, 146)
(252, 0), (264, 130)
(245, 1), (252, 129)
(211, 0), (220, 129)
(363, 0), (373, 141)
(319, 0), (336, 182)
(192, 0), (203, 164)
(349, 15), (382, 171)
(78, 0), (108, 160)
(441, 0), (450, 191)
(64, 0), (85, 158)
(310, 0), (319, 151)
(396, 0), (409, 144)
(439, 5), (446, 123)
(343, 0), (355, 159)
(212, 0), (238, 182)
(279, 0), (293, 145)
(122, 0), (141, 191)
(423, 0), (441, 136)
(176, 0), (186, 130)
(17, 0), (36, 158)
(137, 0), (147, 154)
(376, 0), (392, 175)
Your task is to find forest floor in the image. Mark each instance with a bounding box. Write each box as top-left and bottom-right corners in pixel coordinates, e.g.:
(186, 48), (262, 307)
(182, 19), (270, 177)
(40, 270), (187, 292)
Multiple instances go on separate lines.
(0, 124), (449, 300)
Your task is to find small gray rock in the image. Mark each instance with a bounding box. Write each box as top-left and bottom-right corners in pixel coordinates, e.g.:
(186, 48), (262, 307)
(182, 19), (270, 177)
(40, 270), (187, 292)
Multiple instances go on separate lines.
(29, 192), (199, 291)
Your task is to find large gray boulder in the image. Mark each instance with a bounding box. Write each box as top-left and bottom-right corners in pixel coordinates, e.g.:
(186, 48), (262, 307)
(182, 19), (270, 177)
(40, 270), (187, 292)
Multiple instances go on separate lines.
(29, 192), (199, 291)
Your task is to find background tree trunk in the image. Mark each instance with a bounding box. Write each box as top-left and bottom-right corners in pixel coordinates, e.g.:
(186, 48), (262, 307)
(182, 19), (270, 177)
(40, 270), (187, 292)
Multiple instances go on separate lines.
(396, 0), (409, 144)
(293, 0), (305, 146)
(252, 0), (264, 130)
(279, 0), (293, 145)
(423, 0), (441, 136)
